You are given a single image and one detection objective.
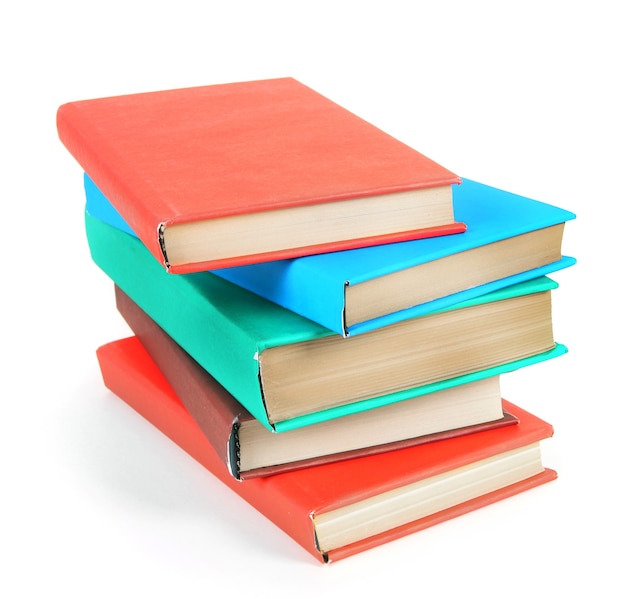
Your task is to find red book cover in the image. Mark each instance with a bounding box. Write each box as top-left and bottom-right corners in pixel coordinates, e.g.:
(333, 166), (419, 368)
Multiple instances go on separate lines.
(115, 286), (518, 480)
(57, 78), (464, 273)
(96, 336), (557, 564)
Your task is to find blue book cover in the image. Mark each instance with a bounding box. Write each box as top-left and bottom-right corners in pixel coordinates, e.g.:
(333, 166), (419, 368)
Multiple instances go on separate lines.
(84, 174), (576, 336)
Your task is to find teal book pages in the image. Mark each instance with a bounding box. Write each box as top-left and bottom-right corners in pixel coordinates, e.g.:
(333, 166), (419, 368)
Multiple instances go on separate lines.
(84, 174), (576, 336)
(85, 212), (567, 432)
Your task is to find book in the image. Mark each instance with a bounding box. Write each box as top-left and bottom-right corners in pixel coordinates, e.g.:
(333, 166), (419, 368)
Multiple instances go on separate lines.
(96, 335), (558, 564)
(116, 288), (518, 480)
(84, 175), (575, 336)
(57, 77), (464, 274)
(86, 211), (567, 432)
(214, 178), (577, 336)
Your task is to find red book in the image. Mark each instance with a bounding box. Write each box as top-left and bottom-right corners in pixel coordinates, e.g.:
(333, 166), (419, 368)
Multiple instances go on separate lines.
(115, 285), (518, 480)
(57, 78), (464, 273)
(96, 336), (557, 564)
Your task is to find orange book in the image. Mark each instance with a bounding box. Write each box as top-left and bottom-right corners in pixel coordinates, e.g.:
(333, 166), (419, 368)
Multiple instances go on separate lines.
(96, 336), (557, 564)
(57, 78), (463, 273)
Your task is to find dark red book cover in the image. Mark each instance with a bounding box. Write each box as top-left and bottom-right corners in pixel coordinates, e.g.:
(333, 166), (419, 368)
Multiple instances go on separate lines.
(96, 335), (557, 563)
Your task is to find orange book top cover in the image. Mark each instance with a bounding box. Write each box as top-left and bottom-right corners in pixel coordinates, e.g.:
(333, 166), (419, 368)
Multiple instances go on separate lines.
(96, 336), (557, 564)
(57, 78), (463, 272)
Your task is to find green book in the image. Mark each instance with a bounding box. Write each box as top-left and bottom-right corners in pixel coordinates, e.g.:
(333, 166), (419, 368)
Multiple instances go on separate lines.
(85, 212), (567, 432)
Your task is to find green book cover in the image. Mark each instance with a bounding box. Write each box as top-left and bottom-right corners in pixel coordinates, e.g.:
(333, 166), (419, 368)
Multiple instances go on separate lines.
(85, 212), (567, 432)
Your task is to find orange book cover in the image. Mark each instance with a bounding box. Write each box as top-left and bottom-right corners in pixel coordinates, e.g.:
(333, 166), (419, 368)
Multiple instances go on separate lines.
(57, 78), (463, 273)
(96, 336), (557, 564)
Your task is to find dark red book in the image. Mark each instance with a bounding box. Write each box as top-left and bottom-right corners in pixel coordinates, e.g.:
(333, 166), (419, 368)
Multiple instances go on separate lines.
(115, 285), (518, 479)
(96, 335), (557, 564)
(57, 77), (463, 273)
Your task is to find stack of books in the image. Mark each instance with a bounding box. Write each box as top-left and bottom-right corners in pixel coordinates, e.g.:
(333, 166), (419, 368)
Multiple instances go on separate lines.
(57, 77), (576, 564)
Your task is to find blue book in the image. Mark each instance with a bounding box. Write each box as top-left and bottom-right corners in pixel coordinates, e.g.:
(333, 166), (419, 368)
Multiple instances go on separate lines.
(84, 175), (576, 336)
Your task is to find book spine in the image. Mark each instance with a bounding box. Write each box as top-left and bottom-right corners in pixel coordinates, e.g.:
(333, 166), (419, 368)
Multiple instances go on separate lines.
(115, 288), (247, 477)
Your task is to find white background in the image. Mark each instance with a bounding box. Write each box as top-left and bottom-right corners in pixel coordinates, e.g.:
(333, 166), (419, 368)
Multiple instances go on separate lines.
(2, 1), (624, 596)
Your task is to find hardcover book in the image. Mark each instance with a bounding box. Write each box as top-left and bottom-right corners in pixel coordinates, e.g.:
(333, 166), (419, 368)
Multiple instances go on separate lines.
(86, 211), (567, 432)
(117, 289), (518, 480)
(96, 335), (558, 564)
(58, 77), (464, 273)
